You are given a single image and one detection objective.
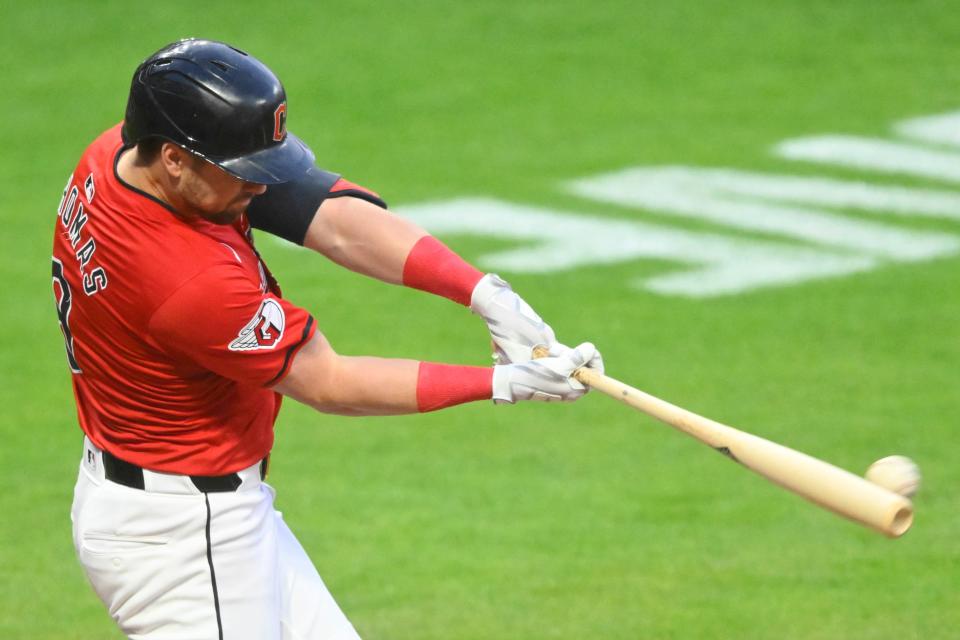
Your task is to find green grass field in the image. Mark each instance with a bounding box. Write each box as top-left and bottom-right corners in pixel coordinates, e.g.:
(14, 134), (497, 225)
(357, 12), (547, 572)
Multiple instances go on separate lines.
(2, 2), (959, 638)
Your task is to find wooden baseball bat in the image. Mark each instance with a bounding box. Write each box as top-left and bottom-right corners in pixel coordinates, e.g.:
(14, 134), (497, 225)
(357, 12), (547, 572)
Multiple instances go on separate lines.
(534, 346), (914, 537)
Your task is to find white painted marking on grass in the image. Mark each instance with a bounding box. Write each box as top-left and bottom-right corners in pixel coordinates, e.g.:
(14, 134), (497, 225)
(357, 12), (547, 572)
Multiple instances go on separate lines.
(895, 110), (960, 148)
(399, 198), (875, 297)
(572, 166), (960, 220)
(774, 136), (960, 183)
(566, 167), (960, 260)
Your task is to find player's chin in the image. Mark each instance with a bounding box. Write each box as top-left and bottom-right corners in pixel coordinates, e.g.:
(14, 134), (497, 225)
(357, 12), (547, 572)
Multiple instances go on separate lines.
(205, 209), (244, 225)
(207, 201), (251, 225)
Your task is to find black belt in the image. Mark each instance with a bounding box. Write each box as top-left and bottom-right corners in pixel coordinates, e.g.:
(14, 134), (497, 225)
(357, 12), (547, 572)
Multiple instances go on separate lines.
(101, 449), (267, 493)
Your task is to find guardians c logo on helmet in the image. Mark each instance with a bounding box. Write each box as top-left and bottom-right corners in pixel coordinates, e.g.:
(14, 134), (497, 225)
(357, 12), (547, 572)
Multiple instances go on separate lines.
(273, 103), (287, 142)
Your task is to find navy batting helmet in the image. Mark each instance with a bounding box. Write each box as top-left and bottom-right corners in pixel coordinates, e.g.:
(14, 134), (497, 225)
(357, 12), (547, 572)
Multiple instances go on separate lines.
(122, 39), (314, 184)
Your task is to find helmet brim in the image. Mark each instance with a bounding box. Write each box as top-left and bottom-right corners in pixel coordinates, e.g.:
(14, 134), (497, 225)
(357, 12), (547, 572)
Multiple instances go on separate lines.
(215, 132), (315, 185)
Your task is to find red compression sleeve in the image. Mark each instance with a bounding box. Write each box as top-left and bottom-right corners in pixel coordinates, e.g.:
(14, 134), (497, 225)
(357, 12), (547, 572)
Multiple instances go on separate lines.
(416, 362), (493, 412)
(402, 236), (484, 306)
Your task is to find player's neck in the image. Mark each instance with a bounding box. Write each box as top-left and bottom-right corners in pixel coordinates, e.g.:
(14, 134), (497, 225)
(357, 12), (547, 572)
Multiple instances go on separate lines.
(117, 148), (192, 218)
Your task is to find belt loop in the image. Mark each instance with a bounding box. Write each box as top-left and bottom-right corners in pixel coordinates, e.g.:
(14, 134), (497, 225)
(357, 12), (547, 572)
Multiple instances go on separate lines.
(82, 436), (105, 483)
(190, 474), (243, 493)
(102, 450), (146, 490)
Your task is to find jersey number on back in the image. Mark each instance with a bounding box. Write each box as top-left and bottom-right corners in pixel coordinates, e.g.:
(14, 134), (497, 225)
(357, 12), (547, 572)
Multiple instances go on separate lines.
(52, 257), (82, 373)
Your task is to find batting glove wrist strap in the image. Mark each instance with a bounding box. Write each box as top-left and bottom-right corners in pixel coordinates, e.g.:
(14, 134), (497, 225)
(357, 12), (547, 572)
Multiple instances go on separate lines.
(492, 342), (601, 404)
(471, 273), (560, 364)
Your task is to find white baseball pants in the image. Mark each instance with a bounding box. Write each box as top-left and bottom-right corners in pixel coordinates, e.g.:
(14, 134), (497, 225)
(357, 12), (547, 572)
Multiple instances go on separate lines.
(71, 437), (361, 640)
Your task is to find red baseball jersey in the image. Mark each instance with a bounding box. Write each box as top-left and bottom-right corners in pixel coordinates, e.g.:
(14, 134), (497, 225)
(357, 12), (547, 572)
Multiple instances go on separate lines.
(52, 124), (316, 475)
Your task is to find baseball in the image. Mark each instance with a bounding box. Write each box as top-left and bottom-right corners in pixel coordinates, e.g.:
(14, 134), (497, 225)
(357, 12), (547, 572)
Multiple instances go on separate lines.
(866, 455), (921, 498)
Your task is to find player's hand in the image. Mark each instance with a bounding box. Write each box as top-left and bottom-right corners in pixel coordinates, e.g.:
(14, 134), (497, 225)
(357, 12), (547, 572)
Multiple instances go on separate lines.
(470, 274), (561, 364)
(492, 342), (603, 404)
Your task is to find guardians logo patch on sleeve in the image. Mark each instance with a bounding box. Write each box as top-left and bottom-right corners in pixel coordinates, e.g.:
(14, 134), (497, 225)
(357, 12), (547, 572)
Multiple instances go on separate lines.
(229, 299), (286, 351)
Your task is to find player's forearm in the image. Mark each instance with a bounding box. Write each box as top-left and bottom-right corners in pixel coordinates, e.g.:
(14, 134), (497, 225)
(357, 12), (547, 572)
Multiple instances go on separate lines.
(273, 335), (493, 416)
(304, 196), (483, 304)
(295, 355), (423, 416)
(304, 196), (429, 284)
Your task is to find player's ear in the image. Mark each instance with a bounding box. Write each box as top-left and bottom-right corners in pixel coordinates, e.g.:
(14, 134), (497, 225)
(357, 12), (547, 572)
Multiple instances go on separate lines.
(159, 143), (189, 179)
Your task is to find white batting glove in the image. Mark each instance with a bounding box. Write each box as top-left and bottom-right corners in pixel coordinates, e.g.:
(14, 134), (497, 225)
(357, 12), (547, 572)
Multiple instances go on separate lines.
(471, 274), (561, 364)
(492, 342), (603, 404)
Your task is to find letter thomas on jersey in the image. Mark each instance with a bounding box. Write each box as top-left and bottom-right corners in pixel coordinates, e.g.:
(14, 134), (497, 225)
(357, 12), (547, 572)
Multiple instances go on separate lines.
(230, 299), (286, 351)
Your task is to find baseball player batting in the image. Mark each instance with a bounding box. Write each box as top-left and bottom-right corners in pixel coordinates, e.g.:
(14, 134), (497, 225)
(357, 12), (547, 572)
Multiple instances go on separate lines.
(52, 39), (602, 639)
